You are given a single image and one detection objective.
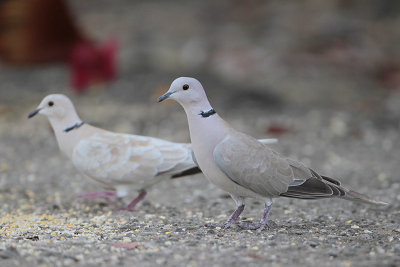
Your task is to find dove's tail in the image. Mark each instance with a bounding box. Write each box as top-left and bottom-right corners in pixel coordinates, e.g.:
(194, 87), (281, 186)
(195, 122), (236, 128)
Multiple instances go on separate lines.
(171, 166), (202, 178)
(340, 189), (388, 206)
(280, 169), (388, 206)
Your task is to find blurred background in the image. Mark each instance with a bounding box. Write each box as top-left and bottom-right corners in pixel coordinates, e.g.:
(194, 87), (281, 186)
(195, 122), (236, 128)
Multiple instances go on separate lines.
(1, 0), (400, 111)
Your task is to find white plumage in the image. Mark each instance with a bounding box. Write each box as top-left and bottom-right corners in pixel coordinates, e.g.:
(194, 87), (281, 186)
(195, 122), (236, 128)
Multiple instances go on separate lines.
(72, 131), (194, 196)
(28, 94), (199, 210)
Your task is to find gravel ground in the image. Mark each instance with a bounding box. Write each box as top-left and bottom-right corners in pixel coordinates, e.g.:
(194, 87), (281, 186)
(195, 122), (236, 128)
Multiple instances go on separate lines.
(1, 0), (400, 266)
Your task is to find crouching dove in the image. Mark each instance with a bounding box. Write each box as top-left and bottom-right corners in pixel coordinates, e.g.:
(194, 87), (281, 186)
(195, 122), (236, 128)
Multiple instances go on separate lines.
(27, 94), (205, 210)
(158, 77), (388, 230)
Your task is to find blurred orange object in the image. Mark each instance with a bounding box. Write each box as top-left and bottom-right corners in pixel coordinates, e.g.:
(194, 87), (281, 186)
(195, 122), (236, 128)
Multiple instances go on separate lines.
(0, 0), (117, 92)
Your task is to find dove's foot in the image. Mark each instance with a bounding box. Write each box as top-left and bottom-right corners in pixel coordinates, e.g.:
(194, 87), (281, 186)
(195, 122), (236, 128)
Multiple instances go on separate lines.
(206, 204), (245, 229)
(116, 191), (147, 212)
(239, 221), (272, 230)
(239, 203), (272, 231)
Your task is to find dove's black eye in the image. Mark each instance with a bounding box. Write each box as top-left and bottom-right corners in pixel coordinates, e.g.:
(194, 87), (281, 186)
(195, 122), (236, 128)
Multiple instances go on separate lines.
(48, 101), (54, 107)
(183, 84), (189, 90)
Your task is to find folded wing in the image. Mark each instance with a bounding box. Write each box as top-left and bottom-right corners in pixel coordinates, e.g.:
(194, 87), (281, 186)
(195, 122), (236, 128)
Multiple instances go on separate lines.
(213, 132), (294, 197)
(72, 131), (196, 187)
(281, 158), (347, 199)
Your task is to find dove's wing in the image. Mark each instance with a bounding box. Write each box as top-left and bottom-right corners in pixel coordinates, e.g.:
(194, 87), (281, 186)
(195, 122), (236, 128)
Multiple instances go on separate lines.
(282, 158), (348, 199)
(72, 131), (195, 187)
(190, 138), (276, 169)
(213, 132), (294, 197)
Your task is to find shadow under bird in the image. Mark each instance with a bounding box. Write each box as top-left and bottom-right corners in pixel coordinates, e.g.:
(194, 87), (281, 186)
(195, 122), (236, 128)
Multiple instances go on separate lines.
(28, 94), (202, 210)
(158, 77), (388, 230)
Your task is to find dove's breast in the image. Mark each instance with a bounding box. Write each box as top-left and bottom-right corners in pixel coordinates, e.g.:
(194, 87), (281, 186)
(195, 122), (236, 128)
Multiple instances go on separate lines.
(188, 115), (262, 199)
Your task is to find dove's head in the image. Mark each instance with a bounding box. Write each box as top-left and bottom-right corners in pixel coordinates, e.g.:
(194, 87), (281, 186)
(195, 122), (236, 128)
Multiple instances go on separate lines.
(28, 94), (77, 120)
(158, 77), (209, 108)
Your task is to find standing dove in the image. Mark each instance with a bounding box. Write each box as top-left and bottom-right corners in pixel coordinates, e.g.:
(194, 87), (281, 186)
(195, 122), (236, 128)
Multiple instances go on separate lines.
(28, 94), (277, 210)
(28, 94), (202, 210)
(158, 77), (388, 230)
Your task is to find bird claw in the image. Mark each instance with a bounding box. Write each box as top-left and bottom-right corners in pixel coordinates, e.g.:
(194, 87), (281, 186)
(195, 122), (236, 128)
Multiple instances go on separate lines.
(205, 204), (244, 229)
(114, 191), (147, 212)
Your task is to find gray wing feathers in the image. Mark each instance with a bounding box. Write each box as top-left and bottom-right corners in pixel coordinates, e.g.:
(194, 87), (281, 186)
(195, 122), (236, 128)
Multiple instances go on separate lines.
(212, 133), (387, 205)
(281, 163), (346, 199)
(213, 133), (294, 197)
(281, 159), (387, 205)
(286, 158), (313, 186)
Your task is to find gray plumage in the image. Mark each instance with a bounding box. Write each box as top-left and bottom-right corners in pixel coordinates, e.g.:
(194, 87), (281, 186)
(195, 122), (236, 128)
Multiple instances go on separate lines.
(158, 77), (388, 230)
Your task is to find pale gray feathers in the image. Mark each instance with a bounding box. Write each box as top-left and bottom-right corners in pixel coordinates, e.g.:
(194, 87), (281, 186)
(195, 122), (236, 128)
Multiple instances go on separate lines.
(213, 130), (381, 203)
(213, 132), (294, 197)
(72, 129), (195, 188)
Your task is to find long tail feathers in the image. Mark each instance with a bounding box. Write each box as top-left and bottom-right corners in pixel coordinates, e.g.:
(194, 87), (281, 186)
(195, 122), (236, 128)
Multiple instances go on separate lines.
(281, 171), (388, 206)
(341, 189), (388, 206)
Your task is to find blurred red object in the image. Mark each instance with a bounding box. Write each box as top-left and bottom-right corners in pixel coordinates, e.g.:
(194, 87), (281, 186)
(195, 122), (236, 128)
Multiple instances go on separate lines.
(376, 61), (400, 91)
(69, 39), (117, 93)
(0, 0), (117, 92)
(265, 124), (291, 136)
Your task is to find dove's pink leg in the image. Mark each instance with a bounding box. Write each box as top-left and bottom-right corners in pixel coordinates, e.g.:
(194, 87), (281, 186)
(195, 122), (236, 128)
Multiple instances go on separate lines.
(118, 191), (147, 211)
(206, 204), (245, 229)
(239, 203), (272, 230)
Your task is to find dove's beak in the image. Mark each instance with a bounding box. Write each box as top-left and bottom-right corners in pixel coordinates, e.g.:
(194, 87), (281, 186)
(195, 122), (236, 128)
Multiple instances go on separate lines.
(28, 108), (41, 119)
(158, 91), (173, 102)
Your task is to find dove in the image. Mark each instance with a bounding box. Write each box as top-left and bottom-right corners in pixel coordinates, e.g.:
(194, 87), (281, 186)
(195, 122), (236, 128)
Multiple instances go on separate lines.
(28, 94), (278, 210)
(27, 94), (203, 210)
(158, 77), (388, 230)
